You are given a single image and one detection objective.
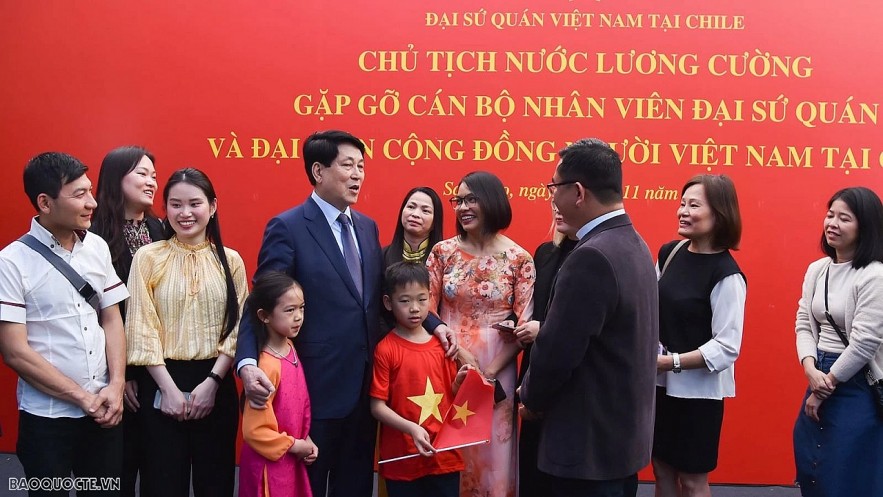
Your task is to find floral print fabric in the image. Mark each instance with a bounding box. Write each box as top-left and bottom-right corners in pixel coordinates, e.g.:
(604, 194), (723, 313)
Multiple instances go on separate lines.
(427, 238), (535, 497)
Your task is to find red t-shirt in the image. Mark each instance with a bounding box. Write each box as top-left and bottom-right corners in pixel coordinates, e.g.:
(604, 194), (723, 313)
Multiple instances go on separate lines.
(370, 331), (464, 481)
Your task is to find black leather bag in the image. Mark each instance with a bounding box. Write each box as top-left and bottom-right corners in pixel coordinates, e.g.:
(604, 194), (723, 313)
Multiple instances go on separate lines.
(867, 371), (883, 419)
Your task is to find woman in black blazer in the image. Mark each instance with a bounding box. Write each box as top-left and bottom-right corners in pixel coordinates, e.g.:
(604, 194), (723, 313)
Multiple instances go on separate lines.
(515, 204), (578, 497)
(90, 145), (164, 497)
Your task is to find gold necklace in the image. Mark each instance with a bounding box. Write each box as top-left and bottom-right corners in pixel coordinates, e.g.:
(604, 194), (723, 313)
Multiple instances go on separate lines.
(266, 343), (298, 367)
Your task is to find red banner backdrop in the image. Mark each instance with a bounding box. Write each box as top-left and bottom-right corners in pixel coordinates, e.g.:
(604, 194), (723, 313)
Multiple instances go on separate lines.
(1, 0), (882, 485)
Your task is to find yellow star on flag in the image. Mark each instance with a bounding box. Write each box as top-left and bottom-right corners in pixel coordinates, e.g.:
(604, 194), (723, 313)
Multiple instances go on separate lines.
(408, 377), (444, 425)
(451, 401), (475, 426)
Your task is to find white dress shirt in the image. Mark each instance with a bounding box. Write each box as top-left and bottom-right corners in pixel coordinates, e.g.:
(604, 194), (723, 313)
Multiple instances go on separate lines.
(311, 191), (362, 258)
(0, 218), (129, 417)
(576, 209), (626, 240)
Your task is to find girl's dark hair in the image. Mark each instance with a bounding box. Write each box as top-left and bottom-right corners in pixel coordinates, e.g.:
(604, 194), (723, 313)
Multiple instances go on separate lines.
(92, 146), (156, 274)
(245, 272), (301, 352)
(384, 187), (444, 267)
(163, 167), (239, 341)
(820, 186), (883, 269)
(455, 171), (512, 239)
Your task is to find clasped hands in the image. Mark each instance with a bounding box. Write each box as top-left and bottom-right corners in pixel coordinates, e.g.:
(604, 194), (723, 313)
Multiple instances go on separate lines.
(157, 379), (218, 422)
(83, 381), (125, 428)
(803, 366), (839, 422)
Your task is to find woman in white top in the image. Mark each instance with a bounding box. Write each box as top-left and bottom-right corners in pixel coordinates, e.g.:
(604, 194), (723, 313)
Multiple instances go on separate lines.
(792, 186), (883, 497)
(653, 174), (747, 497)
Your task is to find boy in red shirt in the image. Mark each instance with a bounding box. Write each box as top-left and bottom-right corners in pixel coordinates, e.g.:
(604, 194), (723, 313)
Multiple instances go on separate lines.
(370, 262), (469, 497)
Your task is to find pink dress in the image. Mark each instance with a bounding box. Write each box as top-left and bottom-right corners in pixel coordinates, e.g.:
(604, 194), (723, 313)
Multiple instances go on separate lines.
(239, 347), (312, 497)
(427, 238), (535, 497)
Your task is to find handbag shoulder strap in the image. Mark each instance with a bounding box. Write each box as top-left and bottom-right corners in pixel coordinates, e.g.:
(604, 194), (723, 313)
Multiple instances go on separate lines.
(823, 265), (850, 347)
(17, 234), (100, 310)
(660, 239), (689, 278)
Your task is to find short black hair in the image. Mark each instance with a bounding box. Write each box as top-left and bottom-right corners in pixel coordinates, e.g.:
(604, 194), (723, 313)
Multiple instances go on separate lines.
(557, 139), (622, 205)
(821, 187), (883, 268)
(384, 261), (430, 296)
(23, 152), (89, 210)
(303, 130), (366, 186)
(455, 171), (512, 239)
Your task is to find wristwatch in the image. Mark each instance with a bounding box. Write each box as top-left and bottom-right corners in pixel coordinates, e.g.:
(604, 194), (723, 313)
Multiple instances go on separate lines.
(207, 372), (223, 384)
(672, 353), (682, 374)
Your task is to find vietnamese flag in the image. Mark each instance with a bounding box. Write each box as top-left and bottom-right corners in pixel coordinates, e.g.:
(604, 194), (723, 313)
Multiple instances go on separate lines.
(433, 369), (494, 451)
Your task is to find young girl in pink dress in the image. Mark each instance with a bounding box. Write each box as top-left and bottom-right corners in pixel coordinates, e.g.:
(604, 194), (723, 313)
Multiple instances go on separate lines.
(239, 272), (318, 497)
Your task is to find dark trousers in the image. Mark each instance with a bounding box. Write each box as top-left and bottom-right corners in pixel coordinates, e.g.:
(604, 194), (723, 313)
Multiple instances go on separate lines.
(120, 409), (141, 497)
(307, 392), (376, 497)
(386, 472), (460, 497)
(138, 359), (238, 497)
(519, 418), (552, 497)
(17, 410), (123, 497)
(121, 365), (146, 497)
(543, 472), (638, 497)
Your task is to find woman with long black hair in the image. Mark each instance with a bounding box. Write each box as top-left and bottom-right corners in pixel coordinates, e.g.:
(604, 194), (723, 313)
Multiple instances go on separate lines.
(90, 146), (163, 496)
(126, 167), (248, 496)
(383, 186), (445, 267)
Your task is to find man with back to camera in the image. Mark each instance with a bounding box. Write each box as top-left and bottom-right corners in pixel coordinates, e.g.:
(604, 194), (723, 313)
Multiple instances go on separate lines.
(0, 152), (129, 495)
(519, 139), (659, 497)
(235, 130), (457, 497)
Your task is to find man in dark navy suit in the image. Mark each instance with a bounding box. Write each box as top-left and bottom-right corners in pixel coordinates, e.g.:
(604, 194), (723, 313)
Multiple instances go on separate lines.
(236, 130), (455, 497)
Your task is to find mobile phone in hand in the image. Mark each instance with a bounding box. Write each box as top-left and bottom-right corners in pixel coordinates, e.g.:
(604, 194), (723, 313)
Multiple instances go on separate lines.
(492, 322), (516, 333)
(153, 390), (191, 409)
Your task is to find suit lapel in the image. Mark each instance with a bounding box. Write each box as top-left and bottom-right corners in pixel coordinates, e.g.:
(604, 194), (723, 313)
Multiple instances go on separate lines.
(304, 198), (363, 303)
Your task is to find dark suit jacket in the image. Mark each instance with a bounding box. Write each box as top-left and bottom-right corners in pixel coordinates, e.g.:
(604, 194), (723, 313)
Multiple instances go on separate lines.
(520, 214), (658, 480)
(235, 196), (384, 419)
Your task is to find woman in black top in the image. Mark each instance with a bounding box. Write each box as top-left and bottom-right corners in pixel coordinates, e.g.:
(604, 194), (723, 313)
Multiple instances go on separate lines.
(515, 204), (578, 497)
(653, 174), (746, 497)
(382, 186), (444, 267)
(90, 145), (163, 497)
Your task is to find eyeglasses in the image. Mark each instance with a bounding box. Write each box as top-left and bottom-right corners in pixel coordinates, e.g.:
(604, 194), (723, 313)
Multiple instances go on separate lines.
(546, 180), (578, 194)
(449, 195), (479, 208)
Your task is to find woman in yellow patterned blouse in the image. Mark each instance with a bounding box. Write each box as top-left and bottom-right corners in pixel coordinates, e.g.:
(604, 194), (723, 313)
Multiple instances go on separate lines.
(125, 167), (248, 497)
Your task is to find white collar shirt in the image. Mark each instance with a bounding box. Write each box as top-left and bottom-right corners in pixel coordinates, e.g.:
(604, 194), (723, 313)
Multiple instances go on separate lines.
(311, 191), (362, 257)
(0, 218), (129, 417)
(576, 209), (627, 240)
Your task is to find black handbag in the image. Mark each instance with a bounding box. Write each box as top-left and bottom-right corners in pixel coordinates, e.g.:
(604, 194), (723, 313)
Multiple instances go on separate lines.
(823, 266), (883, 419)
(868, 374), (883, 418)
